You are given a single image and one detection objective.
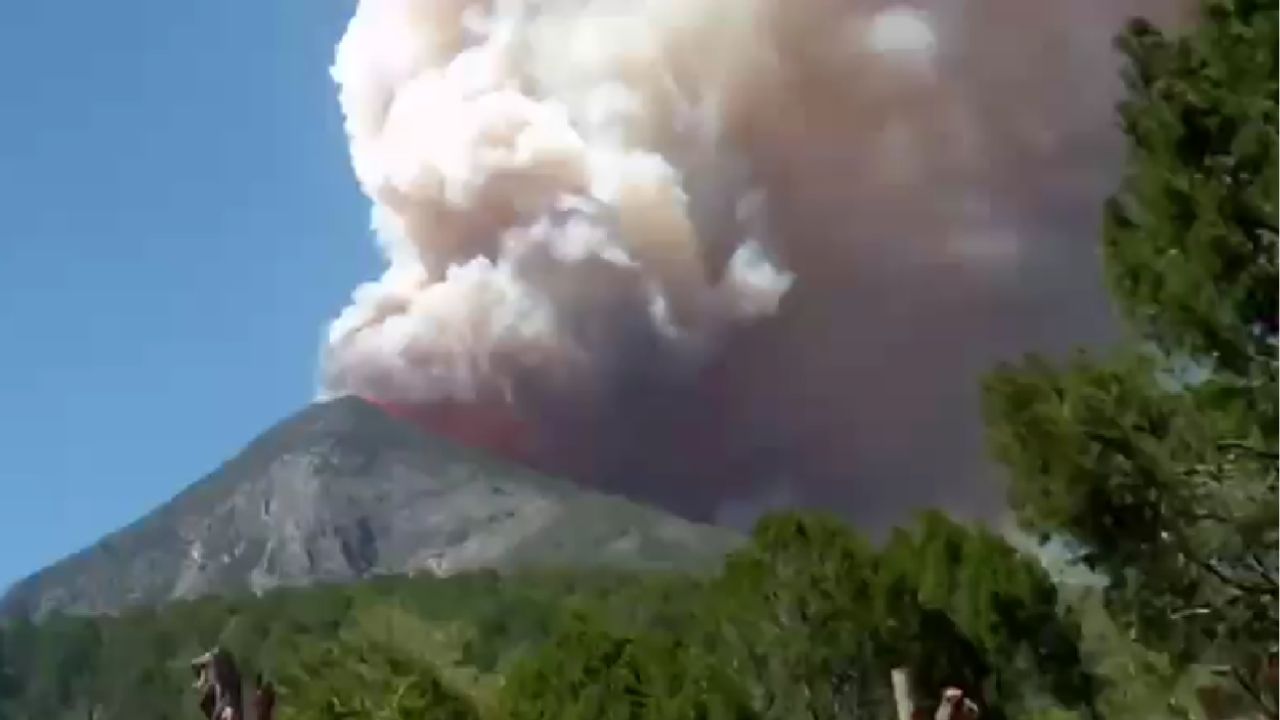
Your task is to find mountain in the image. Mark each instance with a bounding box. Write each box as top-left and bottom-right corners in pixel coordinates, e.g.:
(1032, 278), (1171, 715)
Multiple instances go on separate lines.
(0, 396), (741, 620)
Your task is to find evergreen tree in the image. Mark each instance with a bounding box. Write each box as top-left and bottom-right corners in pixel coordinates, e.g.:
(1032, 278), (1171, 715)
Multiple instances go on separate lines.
(0, 627), (18, 712)
(877, 512), (1098, 718)
(710, 513), (892, 720)
(983, 0), (1278, 715)
(276, 633), (482, 720)
(498, 611), (756, 720)
(707, 513), (1096, 720)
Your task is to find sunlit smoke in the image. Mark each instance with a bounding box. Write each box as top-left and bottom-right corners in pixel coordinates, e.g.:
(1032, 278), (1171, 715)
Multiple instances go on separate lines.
(312, 0), (1193, 526)
(868, 6), (937, 56)
(319, 0), (796, 407)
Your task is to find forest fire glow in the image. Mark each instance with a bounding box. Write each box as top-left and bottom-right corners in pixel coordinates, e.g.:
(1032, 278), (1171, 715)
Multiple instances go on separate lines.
(368, 398), (539, 469)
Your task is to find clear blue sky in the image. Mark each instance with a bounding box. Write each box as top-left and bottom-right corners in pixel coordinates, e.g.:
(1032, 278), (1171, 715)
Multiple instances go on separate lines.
(0, 1), (378, 589)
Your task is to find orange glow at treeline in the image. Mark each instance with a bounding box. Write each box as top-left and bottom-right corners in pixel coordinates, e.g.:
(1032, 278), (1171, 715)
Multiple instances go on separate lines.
(368, 398), (538, 468)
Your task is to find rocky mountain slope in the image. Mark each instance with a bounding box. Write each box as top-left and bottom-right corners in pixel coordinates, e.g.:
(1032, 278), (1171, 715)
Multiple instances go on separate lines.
(0, 397), (741, 620)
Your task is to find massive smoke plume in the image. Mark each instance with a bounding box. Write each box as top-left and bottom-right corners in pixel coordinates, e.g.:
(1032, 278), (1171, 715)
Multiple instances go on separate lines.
(321, 0), (794, 404)
(320, 0), (1187, 531)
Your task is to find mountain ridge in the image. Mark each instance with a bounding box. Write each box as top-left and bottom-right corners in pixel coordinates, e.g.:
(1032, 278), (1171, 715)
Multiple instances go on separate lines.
(1, 396), (741, 621)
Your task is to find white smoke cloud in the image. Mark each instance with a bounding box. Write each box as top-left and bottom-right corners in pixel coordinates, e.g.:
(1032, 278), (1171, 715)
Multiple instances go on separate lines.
(311, 0), (1194, 523)
(320, 0), (799, 404)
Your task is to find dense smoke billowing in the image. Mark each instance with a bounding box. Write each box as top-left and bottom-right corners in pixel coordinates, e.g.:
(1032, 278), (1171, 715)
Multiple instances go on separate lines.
(320, 0), (1187, 531)
(321, 0), (794, 405)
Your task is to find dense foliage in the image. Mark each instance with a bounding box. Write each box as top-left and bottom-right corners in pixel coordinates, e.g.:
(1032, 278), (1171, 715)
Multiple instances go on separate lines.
(1, 512), (1101, 720)
(983, 0), (1278, 716)
(2, 1), (1273, 719)
(0, 569), (683, 719)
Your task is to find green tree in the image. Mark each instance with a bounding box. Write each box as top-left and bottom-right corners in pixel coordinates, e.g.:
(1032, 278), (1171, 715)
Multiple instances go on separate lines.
(0, 626), (19, 713)
(498, 611), (756, 720)
(877, 513), (1098, 719)
(711, 513), (892, 719)
(8, 613), (103, 717)
(983, 0), (1278, 715)
(276, 631), (482, 720)
(707, 513), (1097, 720)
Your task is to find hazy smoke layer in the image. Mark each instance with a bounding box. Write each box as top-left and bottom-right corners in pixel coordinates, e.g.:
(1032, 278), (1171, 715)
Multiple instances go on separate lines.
(711, 0), (1189, 531)
(321, 0), (794, 405)
(320, 0), (1189, 530)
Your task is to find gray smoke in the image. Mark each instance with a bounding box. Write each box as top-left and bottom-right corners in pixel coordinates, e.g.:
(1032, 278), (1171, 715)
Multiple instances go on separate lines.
(319, 0), (1190, 530)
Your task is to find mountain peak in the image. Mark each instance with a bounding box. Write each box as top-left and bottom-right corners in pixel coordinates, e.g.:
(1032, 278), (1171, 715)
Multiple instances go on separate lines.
(1, 397), (739, 621)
